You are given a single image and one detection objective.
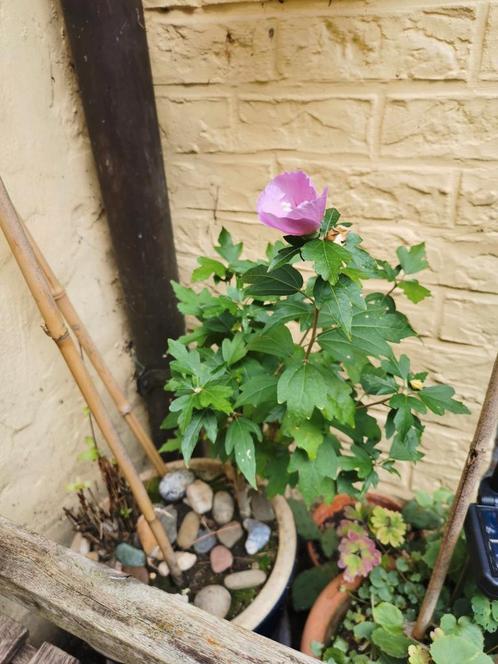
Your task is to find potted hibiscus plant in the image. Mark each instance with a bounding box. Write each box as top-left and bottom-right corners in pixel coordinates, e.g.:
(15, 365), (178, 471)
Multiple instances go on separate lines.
(156, 171), (469, 634)
(293, 490), (498, 663)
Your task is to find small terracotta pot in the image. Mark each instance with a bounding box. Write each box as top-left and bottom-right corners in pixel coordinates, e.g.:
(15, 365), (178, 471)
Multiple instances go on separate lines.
(300, 572), (362, 657)
(301, 493), (403, 658)
(307, 493), (403, 566)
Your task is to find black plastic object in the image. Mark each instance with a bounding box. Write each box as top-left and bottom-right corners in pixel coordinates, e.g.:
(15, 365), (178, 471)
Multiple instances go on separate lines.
(465, 470), (498, 598)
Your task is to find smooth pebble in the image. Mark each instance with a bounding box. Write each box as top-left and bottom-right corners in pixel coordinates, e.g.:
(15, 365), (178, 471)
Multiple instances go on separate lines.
(193, 527), (217, 554)
(243, 518), (271, 554)
(115, 542), (146, 568)
(186, 480), (213, 514)
(251, 494), (275, 522)
(194, 585), (231, 619)
(217, 521), (244, 549)
(210, 545), (233, 574)
(224, 570), (267, 591)
(159, 469), (195, 502)
(212, 491), (234, 525)
(177, 511), (200, 550)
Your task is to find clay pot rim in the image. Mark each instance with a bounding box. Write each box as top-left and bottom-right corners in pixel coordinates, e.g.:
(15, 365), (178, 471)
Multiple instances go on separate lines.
(301, 492), (404, 657)
(141, 458), (297, 632)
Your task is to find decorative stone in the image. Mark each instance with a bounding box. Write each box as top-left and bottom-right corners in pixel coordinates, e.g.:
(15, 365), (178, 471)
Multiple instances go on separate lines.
(243, 519), (271, 554)
(193, 528), (217, 554)
(217, 521), (244, 549)
(177, 551), (197, 572)
(251, 494), (275, 522)
(85, 551), (99, 562)
(177, 511), (200, 550)
(186, 480), (213, 514)
(224, 570), (267, 591)
(236, 485), (252, 518)
(70, 532), (90, 555)
(115, 542), (146, 568)
(155, 505), (178, 544)
(212, 491), (234, 525)
(123, 565), (149, 584)
(194, 585), (231, 619)
(159, 469), (195, 502)
(158, 562), (170, 577)
(210, 545), (233, 574)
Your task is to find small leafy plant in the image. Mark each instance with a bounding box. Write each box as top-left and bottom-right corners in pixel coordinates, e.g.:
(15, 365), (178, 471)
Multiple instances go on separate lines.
(291, 490), (498, 663)
(163, 172), (468, 502)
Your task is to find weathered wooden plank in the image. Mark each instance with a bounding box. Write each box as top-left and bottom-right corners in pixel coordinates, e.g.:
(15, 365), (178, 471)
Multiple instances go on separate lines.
(11, 645), (36, 664)
(28, 643), (78, 664)
(0, 615), (28, 663)
(0, 516), (315, 664)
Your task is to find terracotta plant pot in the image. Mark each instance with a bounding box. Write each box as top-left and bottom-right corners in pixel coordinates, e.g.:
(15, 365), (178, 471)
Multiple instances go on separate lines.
(301, 493), (403, 657)
(142, 458), (297, 635)
(307, 493), (403, 566)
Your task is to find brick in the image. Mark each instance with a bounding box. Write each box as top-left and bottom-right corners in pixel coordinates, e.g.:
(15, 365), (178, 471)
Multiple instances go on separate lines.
(411, 463), (460, 493)
(276, 160), (454, 227)
(168, 158), (271, 212)
(439, 292), (498, 346)
(147, 16), (277, 85)
(157, 96), (232, 153)
(481, 6), (498, 80)
(419, 424), (468, 470)
(457, 170), (498, 228)
(382, 97), (498, 159)
(278, 9), (473, 82)
(236, 97), (372, 154)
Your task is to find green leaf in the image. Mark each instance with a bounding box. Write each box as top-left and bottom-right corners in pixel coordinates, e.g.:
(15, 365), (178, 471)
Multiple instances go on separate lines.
(192, 256), (227, 282)
(235, 374), (278, 408)
(396, 243), (429, 275)
(158, 437), (181, 453)
(288, 449), (335, 506)
(243, 264), (304, 297)
(320, 208), (341, 237)
(320, 527), (339, 558)
(315, 278), (354, 338)
(418, 385), (470, 415)
(302, 239), (351, 284)
(360, 365), (398, 396)
(398, 280), (431, 303)
(202, 412), (218, 443)
(248, 325), (295, 358)
(287, 498), (321, 540)
(215, 227), (242, 263)
(289, 419), (324, 459)
(198, 384), (233, 413)
(181, 412), (205, 464)
(268, 245), (302, 271)
(372, 627), (411, 659)
(316, 436), (340, 480)
(225, 417), (261, 487)
(292, 562), (338, 611)
(221, 333), (247, 366)
(373, 602), (404, 628)
(430, 635), (492, 664)
(264, 295), (313, 332)
(278, 362), (327, 419)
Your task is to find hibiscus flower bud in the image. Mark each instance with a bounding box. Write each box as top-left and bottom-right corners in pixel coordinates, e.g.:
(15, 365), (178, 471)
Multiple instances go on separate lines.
(257, 171), (328, 236)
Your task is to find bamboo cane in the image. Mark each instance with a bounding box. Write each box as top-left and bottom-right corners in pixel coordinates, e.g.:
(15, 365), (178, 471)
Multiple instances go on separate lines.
(22, 223), (167, 477)
(0, 177), (183, 585)
(413, 354), (498, 640)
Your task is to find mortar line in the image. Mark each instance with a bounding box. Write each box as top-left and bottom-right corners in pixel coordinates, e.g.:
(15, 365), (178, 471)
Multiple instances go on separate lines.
(469, 1), (491, 83)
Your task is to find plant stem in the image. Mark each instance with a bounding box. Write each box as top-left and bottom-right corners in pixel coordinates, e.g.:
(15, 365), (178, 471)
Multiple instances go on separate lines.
(356, 396), (392, 410)
(413, 354), (498, 640)
(305, 307), (319, 360)
(386, 282), (399, 297)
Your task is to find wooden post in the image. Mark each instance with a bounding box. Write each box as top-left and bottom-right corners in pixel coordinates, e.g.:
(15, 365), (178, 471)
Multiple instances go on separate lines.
(413, 354), (498, 640)
(0, 177), (182, 585)
(60, 0), (184, 442)
(0, 515), (315, 664)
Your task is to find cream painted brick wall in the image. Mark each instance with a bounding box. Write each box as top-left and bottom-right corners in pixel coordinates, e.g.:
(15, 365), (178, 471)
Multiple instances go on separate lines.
(145, 0), (498, 496)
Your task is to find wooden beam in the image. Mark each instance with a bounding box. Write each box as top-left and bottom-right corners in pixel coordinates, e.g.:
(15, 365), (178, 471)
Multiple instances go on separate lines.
(0, 516), (315, 664)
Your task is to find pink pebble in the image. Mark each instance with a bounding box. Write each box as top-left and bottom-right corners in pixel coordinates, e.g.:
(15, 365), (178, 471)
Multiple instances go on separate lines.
(210, 545), (233, 574)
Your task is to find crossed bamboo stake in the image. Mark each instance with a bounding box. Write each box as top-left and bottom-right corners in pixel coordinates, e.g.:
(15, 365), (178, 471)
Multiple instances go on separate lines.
(0, 177), (183, 584)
